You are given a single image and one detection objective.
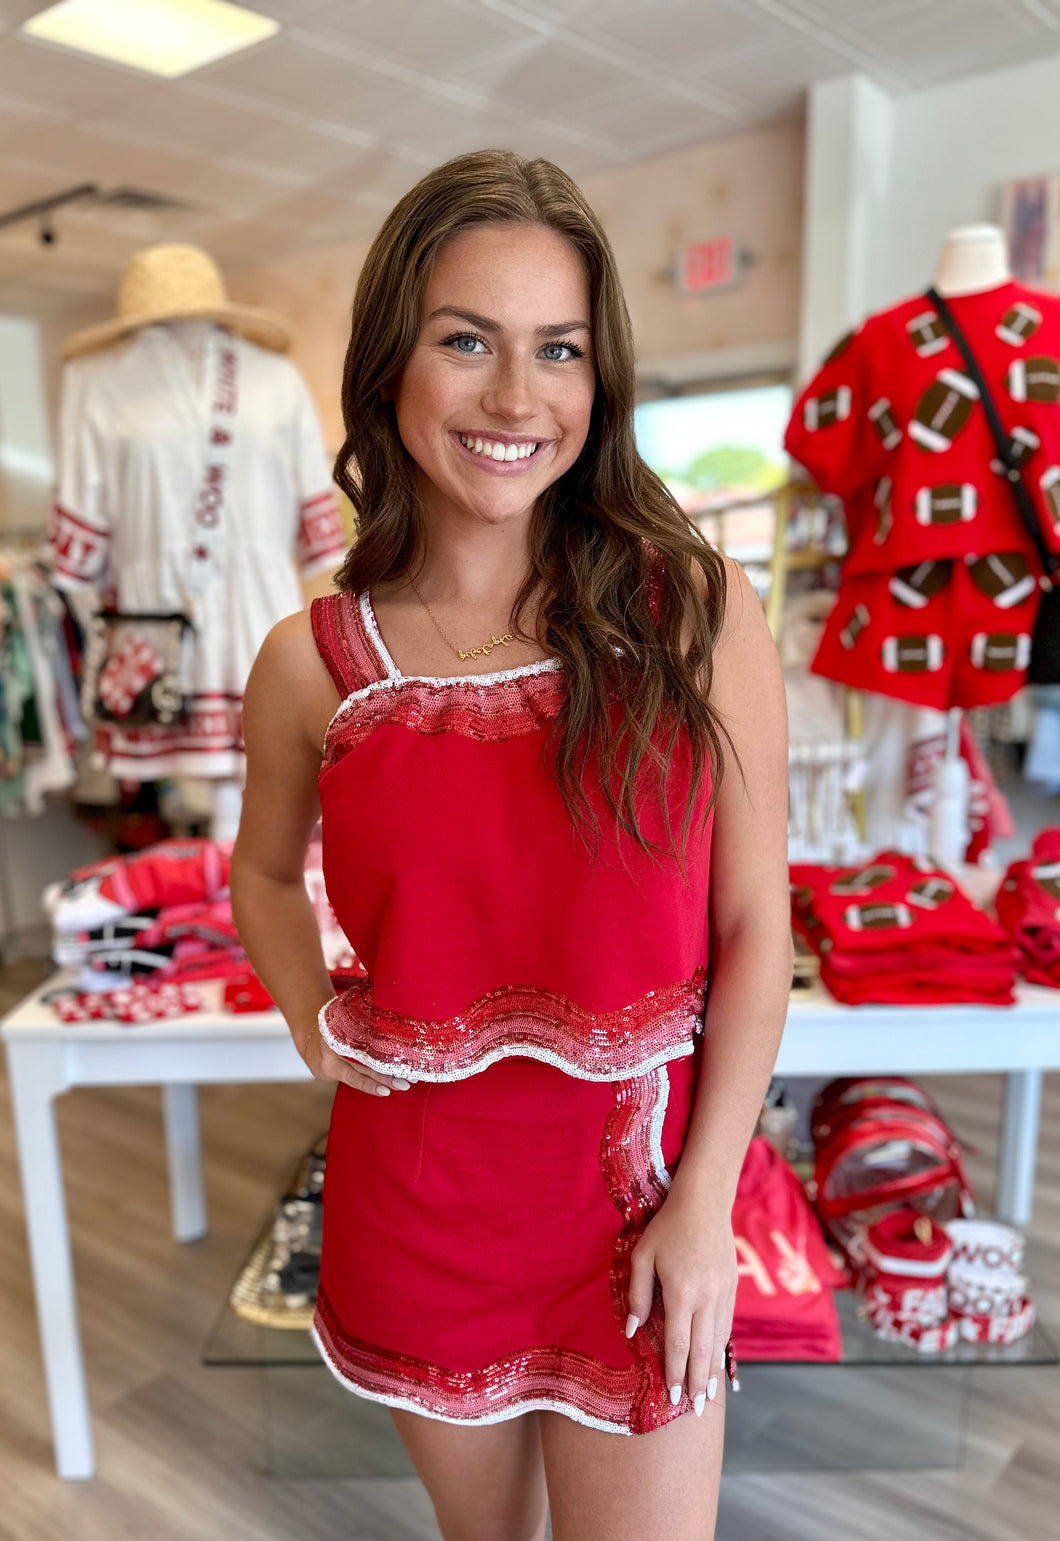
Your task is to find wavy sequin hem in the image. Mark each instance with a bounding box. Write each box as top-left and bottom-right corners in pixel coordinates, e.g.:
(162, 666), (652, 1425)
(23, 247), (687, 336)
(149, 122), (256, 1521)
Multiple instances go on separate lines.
(311, 1315), (635, 1436)
(317, 967), (708, 1084)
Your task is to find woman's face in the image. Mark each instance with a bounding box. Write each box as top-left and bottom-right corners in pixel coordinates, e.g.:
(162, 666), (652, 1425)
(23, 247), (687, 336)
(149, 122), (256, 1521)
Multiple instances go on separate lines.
(392, 222), (596, 533)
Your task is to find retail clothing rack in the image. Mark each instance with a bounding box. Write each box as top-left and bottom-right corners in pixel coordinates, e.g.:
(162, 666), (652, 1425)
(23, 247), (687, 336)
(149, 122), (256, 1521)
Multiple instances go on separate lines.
(3, 972), (1059, 1480)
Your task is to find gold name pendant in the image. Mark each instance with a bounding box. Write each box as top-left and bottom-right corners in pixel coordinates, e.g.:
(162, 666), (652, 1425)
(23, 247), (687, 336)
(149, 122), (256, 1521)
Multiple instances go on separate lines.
(457, 633), (514, 661)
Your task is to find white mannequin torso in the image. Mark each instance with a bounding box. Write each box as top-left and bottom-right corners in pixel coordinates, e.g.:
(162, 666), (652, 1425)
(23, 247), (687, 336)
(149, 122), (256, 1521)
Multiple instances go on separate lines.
(932, 224), (1011, 297)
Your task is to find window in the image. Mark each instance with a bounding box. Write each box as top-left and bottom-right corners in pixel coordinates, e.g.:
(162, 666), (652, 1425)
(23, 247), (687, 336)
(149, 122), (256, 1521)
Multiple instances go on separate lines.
(634, 381), (792, 565)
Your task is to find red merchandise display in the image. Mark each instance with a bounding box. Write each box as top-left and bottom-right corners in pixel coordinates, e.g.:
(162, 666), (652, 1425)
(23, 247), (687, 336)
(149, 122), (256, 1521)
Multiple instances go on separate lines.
(995, 827), (1060, 986)
(784, 282), (1060, 709)
(730, 1136), (847, 1362)
(790, 852), (1019, 1004)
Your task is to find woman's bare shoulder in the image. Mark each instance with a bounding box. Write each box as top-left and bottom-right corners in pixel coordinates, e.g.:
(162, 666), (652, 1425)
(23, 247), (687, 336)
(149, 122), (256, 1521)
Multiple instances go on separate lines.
(246, 605), (343, 755)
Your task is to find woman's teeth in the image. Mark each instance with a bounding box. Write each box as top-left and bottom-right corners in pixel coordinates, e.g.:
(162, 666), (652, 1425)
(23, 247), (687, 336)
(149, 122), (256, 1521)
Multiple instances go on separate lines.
(458, 434), (540, 461)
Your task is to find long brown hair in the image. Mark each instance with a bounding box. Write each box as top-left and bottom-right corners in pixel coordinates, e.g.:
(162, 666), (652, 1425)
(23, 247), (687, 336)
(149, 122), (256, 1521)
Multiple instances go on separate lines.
(333, 149), (735, 879)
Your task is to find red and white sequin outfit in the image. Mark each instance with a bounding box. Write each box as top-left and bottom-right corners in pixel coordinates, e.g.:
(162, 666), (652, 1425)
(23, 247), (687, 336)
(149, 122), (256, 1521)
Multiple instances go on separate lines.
(308, 555), (735, 1435)
(785, 282), (1060, 709)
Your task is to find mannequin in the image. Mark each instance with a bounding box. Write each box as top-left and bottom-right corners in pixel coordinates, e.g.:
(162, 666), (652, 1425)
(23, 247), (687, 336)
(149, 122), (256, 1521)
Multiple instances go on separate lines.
(928, 225), (1012, 871)
(932, 224), (1011, 298)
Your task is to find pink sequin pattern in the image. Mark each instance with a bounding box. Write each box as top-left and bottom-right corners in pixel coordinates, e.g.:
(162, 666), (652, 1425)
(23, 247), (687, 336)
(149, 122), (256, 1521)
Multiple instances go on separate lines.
(322, 666), (567, 769)
(312, 1060), (733, 1434)
(317, 966), (709, 1083)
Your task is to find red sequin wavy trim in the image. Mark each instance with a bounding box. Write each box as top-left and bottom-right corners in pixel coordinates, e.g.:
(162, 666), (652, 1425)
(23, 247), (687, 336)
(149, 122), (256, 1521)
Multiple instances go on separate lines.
(321, 667), (567, 769)
(312, 1290), (641, 1435)
(317, 967), (709, 1083)
(601, 1067), (738, 1433)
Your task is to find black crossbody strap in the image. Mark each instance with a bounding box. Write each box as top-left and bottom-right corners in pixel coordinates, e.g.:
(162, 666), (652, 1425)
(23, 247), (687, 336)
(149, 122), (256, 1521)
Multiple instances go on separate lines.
(925, 286), (1057, 580)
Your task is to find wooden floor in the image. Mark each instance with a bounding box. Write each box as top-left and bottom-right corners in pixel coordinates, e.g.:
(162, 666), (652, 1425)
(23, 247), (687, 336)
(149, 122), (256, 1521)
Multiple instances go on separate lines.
(1, 955), (1058, 1541)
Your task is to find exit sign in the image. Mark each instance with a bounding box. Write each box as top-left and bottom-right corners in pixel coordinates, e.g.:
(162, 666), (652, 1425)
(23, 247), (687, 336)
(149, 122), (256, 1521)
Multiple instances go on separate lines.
(678, 237), (749, 294)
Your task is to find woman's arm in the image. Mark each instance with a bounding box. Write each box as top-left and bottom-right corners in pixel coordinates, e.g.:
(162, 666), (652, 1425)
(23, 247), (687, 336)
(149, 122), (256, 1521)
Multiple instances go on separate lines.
(229, 611), (409, 1098)
(625, 553), (791, 1414)
(669, 555), (793, 1206)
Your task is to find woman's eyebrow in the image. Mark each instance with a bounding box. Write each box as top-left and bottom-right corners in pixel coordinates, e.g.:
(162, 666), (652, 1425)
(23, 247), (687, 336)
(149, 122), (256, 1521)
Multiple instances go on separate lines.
(427, 306), (590, 337)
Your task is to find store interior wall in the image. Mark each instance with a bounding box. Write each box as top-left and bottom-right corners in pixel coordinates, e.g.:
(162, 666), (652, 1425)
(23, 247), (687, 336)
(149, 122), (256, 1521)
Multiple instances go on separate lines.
(799, 53), (1060, 376)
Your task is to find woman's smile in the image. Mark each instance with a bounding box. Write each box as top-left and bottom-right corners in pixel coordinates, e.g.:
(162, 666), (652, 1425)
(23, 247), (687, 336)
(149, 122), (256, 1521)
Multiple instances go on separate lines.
(448, 428), (552, 474)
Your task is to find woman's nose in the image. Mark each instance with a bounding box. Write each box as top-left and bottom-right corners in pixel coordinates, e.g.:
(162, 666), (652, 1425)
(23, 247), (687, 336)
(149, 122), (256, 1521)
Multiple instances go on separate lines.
(481, 356), (535, 422)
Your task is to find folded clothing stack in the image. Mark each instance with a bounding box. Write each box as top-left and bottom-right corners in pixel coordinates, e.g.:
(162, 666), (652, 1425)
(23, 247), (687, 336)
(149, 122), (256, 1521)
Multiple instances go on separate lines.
(995, 828), (1060, 988)
(730, 1136), (847, 1363)
(790, 851), (1018, 1005)
(42, 835), (364, 1023)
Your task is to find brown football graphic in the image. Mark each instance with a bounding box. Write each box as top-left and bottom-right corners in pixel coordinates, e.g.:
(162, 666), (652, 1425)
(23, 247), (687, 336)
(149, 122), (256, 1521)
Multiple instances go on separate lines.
(992, 426), (1042, 476)
(843, 902), (913, 932)
(1040, 466), (1060, 531)
(839, 603), (870, 650)
(996, 302), (1042, 347)
(804, 386), (852, 430)
(830, 864), (896, 895)
(888, 560), (952, 609)
(906, 309), (950, 357)
(881, 634), (945, 673)
(868, 397), (902, 449)
(909, 370), (979, 452)
(966, 553), (1037, 609)
(1032, 861), (1060, 901)
(913, 482), (977, 526)
(823, 329), (855, 365)
(1007, 356), (1060, 403)
(908, 877), (955, 910)
(969, 632), (1032, 672)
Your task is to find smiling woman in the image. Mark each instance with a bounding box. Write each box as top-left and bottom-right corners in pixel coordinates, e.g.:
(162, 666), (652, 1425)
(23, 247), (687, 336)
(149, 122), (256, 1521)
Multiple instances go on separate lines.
(230, 149), (791, 1541)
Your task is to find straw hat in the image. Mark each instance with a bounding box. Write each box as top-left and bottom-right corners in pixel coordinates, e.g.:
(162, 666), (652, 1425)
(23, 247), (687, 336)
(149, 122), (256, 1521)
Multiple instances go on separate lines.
(63, 243), (290, 360)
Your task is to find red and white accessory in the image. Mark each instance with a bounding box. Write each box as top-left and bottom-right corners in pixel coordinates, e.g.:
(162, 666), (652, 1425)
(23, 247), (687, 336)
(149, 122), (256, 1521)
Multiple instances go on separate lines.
(944, 1219), (1036, 1345)
(856, 1209), (960, 1352)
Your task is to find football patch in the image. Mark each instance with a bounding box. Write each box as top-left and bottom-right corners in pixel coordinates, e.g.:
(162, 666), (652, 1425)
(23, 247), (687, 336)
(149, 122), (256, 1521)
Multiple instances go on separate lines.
(868, 397), (902, 450)
(914, 483), (977, 526)
(966, 552), (1037, 609)
(906, 309), (950, 358)
(804, 386), (852, 430)
(908, 876), (955, 910)
(874, 477), (893, 544)
(888, 560), (952, 609)
(1040, 466), (1060, 531)
(1007, 356), (1060, 403)
(830, 864), (896, 896)
(881, 634), (945, 673)
(996, 302), (1042, 348)
(990, 427), (1040, 477)
(1032, 860), (1060, 901)
(909, 370), (979, 453)
(839, 603), (870, 650)
(969, 632), (1032, 672)
(844, 902), (913, 932)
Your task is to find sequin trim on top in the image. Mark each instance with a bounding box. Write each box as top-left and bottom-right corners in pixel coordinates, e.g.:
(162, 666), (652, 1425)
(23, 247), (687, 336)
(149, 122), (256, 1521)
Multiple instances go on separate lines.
(316, 966), (709, 1083)
(311, 1057), (735, 1434)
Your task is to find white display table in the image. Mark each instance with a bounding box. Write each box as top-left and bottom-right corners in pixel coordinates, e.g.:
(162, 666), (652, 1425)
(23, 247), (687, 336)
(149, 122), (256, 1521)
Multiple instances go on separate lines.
(4, 973), (1059, 1480)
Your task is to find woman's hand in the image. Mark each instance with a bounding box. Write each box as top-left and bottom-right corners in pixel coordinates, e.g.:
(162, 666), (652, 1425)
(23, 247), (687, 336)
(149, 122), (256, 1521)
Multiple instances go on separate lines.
(626, 1190), (737, 1416)
(299, 1019), (412, 1097)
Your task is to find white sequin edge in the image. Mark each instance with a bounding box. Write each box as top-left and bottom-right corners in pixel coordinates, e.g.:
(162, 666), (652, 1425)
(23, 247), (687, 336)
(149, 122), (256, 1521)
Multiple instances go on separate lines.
(316, 1001), (698, 1083)
(650, 1064), (673, 1191)
(360, 588), (564, 687)
(310, 1322), (633, 1436)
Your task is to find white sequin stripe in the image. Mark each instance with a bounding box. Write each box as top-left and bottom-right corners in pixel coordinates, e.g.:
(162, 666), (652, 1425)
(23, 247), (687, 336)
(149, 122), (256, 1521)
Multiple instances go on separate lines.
(360, 589), (565, 687)
(310, 1322), (633, 1436)
(316, 998), (698, 1083)
(649, 1063), (673, 1192)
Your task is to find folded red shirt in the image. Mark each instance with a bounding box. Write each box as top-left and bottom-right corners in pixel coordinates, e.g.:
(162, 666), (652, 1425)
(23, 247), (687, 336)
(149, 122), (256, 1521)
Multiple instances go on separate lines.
(995, 829), (1060, 988)
(791, 851), (1018, 1005)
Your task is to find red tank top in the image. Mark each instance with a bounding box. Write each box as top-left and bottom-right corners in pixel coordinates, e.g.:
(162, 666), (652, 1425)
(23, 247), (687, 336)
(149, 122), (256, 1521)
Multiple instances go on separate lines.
(310, 548), (713, 1083)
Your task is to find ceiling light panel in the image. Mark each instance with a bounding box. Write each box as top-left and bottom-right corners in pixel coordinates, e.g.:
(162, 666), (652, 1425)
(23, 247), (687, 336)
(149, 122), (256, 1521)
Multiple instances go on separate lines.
(21, 0), (280, 79)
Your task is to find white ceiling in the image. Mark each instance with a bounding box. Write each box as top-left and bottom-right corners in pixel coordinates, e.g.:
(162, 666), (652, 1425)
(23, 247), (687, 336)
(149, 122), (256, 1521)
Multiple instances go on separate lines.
(1, 0), (1059, 310)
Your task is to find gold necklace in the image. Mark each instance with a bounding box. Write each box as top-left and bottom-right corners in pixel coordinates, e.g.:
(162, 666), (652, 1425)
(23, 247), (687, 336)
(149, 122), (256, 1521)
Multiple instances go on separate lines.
(407, 572), (516, 662)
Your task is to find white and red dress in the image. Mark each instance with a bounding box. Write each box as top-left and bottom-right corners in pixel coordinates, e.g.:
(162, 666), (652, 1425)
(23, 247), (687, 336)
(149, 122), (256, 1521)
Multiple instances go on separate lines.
(307, 552), (737, 1435)
(785, 282), (1060, 709)
(48, 320), (347, 780)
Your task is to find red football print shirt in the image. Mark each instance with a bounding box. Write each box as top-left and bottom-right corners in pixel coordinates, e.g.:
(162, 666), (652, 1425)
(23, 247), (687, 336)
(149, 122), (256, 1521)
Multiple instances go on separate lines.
(784, 282), (1060, 709)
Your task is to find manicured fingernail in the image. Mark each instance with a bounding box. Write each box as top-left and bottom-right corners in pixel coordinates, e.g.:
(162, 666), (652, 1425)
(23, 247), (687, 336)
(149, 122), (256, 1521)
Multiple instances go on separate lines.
(624, 1314), (639, 1338)
(392, 1078), (411, 1089)
(732, 1378), (741, 1393)
(375, 1085), (390, 1096)
(693, 1391), (705, 1416)
(707, 1376), (718, 1401)
(669, 1383), (681, 1405)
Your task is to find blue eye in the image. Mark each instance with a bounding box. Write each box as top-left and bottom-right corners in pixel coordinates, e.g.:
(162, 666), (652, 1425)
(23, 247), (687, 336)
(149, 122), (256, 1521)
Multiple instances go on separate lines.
(542, 340), (585, 362)
(443, 332), (487, 354)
